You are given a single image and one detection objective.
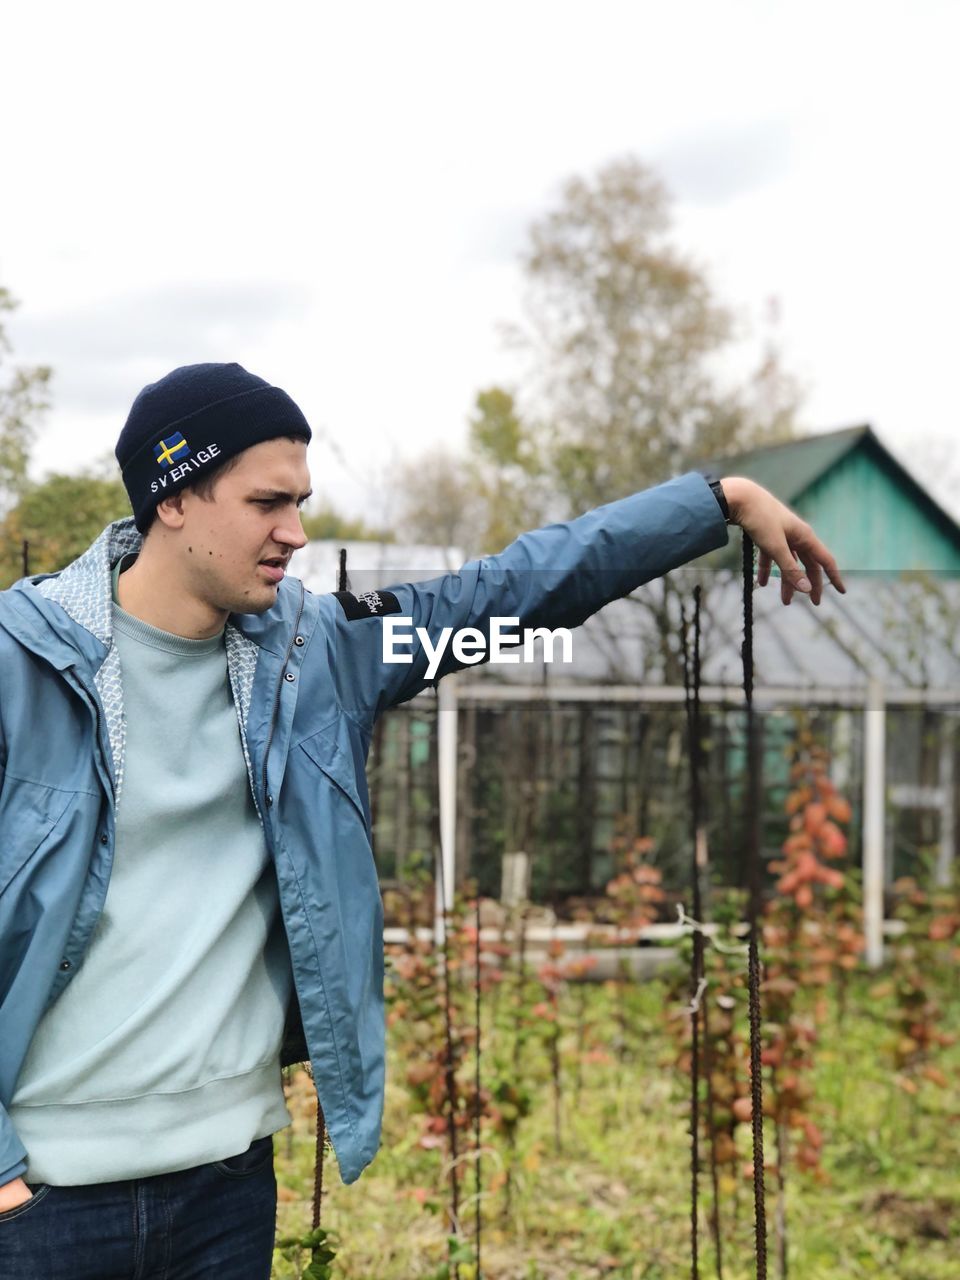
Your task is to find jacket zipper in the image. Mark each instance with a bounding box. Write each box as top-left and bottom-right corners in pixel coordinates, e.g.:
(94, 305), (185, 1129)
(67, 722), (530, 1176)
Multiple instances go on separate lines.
(261, 580), (305, 812)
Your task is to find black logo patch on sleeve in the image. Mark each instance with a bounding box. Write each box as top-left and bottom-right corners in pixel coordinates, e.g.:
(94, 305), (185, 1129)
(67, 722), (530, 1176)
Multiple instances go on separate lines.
(334, 589), (402, 620)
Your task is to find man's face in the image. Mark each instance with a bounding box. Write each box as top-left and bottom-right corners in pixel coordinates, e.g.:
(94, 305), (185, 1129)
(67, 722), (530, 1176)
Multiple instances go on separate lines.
(173, 437), (312, 616)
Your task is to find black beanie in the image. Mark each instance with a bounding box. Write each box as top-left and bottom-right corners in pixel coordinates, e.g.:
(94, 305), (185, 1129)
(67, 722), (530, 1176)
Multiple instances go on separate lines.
(116, 362), (312, 532)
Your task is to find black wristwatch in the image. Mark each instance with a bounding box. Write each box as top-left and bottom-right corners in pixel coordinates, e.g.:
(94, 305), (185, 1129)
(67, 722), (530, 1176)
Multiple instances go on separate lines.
(701, 472), (730, 522)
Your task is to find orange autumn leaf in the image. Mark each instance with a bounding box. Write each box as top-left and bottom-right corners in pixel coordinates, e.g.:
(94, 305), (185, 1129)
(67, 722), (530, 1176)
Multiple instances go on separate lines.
(827, 794), (852, 824)
(732, 1096), (753, 1123)
(921, 1065), (949, 1088)
(803, 802), (827, 836)
(818, 821), (848, 859)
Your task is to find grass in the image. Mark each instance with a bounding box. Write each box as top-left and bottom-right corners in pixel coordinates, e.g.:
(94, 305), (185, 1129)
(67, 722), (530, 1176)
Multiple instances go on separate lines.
(270, 974), (960, 1279)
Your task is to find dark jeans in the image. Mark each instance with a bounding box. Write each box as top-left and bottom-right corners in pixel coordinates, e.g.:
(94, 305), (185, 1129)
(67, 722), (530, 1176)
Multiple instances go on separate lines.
(0, 1135), (277, 1280)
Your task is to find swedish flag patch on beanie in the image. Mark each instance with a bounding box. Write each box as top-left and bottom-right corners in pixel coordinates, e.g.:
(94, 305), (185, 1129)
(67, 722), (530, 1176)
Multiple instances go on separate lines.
(116, 362), (312, 533)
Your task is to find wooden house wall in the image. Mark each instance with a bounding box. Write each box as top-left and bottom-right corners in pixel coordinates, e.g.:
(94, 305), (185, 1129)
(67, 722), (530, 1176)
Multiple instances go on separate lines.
(794, 445), (960, 572)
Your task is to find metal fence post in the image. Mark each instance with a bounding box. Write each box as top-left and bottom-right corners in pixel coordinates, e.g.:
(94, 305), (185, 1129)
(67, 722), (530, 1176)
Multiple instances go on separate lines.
(863, 680), (886, 968)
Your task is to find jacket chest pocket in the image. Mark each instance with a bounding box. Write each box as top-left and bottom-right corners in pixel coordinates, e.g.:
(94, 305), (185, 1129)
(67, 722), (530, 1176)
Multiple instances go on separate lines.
(0, 775), (76, 897)
(289, 726), (382, 926)
(297, 728), (369, 832)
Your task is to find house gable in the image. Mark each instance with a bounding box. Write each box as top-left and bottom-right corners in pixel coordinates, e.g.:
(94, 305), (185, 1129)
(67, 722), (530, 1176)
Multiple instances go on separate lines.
(798, 438), (960, 572)
(707, 426), (960, 572)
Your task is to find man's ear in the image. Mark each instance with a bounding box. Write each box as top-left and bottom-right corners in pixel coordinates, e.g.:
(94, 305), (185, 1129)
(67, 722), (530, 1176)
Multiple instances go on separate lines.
(154, 491), (187, 531)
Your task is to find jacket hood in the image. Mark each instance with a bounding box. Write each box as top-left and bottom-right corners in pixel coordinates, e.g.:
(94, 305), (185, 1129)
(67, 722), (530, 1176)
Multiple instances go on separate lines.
(0, 519), (142, 670)
(35, 518), (143, 646)
(0, 518), (304, 798)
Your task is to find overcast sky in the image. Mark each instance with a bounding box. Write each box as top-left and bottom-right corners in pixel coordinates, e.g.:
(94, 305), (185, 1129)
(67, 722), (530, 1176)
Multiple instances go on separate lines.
(1, 0), (958, 523)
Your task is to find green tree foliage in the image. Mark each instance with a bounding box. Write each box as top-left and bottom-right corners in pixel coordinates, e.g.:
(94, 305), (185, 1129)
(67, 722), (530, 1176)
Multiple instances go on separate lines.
(0, 287), (51, 515)
(0, 471), (130, 586)
(0, 278), (129, 585)
(468, 387), (548, 551)
(397, 387), (548, 554)
(300, 500), (393, 543)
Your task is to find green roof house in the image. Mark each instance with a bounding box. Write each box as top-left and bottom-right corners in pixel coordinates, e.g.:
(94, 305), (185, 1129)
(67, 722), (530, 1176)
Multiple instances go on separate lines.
(707, 425), (960, 572)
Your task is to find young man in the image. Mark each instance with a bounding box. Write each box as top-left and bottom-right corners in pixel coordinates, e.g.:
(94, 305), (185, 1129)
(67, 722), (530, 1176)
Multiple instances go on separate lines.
(0, 363), (844, 1276)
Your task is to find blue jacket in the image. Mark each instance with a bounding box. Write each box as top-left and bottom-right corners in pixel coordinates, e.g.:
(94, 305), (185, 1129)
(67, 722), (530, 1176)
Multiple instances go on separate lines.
(0, 472), (727, 1186)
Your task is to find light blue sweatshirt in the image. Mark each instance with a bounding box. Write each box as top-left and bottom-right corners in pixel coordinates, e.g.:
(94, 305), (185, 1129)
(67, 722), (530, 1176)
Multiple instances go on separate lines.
(9, 556), (293, 1184)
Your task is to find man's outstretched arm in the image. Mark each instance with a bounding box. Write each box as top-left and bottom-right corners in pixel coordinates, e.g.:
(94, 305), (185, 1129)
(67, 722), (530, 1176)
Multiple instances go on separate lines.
(332, 471), (846, 724)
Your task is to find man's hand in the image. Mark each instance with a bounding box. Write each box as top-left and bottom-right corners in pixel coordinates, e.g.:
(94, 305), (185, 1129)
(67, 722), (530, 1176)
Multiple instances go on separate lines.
(0, 1175), (33, 1213)
(721, 476), (846, 606)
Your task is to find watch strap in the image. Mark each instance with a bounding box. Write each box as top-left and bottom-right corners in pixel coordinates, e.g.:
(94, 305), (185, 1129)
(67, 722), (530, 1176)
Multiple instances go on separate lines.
(701, 471), (730, 522)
